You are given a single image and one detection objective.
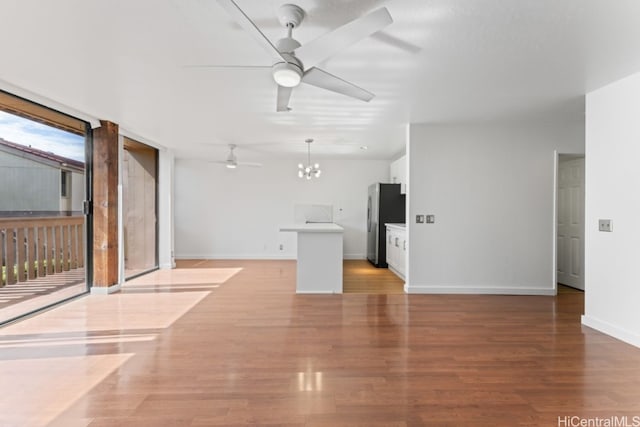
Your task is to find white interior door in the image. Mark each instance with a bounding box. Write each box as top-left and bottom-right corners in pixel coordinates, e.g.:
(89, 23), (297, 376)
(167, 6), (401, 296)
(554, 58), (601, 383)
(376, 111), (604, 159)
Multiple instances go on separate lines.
(557, 156), (585, 290)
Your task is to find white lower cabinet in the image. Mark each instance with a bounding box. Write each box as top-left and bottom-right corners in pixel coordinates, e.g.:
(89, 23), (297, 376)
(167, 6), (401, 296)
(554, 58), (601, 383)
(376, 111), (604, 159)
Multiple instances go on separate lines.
(385, 225), (406, 280)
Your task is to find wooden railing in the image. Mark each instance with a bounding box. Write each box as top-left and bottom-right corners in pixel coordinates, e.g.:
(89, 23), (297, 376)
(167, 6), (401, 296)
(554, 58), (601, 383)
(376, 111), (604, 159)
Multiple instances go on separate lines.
(0, 216), (84, 287)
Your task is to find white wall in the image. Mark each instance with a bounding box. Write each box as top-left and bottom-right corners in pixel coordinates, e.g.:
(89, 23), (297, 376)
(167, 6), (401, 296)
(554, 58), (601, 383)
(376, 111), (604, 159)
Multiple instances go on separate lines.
(582, 72), (640, 348)
(407, 121), (584, 294)
(174, 158), (389, 259)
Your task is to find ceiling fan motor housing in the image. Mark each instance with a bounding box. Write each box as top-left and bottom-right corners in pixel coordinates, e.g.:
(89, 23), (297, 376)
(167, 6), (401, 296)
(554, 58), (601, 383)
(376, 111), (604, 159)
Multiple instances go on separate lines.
(276, 37), (301, 54)
(278, 4), (305, 28)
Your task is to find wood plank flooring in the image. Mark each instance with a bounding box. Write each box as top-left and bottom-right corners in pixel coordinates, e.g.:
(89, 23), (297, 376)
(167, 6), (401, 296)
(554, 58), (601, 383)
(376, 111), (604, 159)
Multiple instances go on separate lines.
(0, 259), (639, 426)
(343, 260), (405, 294)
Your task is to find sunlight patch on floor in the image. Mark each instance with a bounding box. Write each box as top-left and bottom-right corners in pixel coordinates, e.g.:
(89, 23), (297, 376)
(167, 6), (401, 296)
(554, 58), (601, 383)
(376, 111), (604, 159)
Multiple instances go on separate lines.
(123, 267), (242, 288)
(0, 353), (133, 427)
(1, 291), (211, 334)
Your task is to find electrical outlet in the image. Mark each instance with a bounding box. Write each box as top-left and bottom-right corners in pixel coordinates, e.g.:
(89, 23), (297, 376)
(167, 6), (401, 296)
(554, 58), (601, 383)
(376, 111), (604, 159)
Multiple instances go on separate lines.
(416, 215), (425, 223)
(279, 244), (284, 250)
(426, 215), (435, 224)
(598, 219), (612, 232)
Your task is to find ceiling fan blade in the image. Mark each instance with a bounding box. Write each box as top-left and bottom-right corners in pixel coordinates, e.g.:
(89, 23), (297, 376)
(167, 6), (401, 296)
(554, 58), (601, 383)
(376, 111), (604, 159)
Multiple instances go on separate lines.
(183, 65), (271, 70)
(215, 0), (287, 63)
(302, 67), (374, 102)
(237, 162), (263, 168)
(295, 7), (393, 69)
(277, 85), (293, 112)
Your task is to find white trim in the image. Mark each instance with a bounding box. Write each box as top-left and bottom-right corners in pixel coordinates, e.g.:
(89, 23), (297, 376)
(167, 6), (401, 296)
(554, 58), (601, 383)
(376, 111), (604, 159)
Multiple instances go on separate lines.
(295, 290), (343, 294)
(0, 78), (100, 128)
(175, 254), (297, 260)
(552, 150), (559, 292)
(90, 284), (122, 295)
(582, 315), (640, 349)
(159, 262), (175, 270)
(175, 253), (366, 261)
(119, 128), (167, 151)
(405, 284), (556, 296)
(117, 135), (125, 287)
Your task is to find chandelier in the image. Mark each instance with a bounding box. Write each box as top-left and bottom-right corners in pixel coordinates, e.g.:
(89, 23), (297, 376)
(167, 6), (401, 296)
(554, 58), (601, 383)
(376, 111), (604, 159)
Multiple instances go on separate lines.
(298, 138), (321, 179)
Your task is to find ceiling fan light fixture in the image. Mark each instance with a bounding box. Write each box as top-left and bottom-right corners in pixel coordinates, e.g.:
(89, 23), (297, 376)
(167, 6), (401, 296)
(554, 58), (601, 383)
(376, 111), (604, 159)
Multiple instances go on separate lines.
(272, 62), (302, 87)
(226, 163), (237, 169)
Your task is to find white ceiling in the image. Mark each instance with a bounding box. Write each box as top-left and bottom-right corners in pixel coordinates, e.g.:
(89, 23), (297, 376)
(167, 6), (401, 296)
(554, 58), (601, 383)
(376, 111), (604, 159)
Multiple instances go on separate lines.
(1, 0), (639, 162)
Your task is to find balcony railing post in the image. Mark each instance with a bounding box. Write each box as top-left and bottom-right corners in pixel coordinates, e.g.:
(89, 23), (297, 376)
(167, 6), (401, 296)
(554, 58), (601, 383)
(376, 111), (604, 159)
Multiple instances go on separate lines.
(0, 216), (84, 288)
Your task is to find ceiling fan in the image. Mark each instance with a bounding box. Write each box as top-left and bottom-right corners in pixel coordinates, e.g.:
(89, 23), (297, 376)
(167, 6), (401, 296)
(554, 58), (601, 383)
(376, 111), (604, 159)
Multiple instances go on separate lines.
(213, 0), (393, 112)
(211, 144), (262, 168)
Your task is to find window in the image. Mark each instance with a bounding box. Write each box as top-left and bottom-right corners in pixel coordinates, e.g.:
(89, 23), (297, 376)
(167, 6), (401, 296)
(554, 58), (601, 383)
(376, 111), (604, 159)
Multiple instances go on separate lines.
(61, 170), (68, 197)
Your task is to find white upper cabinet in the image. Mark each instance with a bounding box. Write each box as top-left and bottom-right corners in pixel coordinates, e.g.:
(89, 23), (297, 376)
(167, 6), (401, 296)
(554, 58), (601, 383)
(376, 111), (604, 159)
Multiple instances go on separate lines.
(389, 155), (407, 194)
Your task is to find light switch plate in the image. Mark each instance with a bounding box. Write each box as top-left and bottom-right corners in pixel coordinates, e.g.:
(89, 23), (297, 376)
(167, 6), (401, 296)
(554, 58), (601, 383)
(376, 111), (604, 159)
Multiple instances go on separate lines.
(598, 219), (612, 232)
(416, 215), (425, 224)
(426, 215), (435, 224)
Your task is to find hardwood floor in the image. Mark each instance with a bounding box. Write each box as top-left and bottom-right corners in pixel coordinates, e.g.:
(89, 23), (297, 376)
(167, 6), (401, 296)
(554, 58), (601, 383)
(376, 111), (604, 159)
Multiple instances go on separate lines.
(0, 259), (639, 426)
(343, 260), (405, 294)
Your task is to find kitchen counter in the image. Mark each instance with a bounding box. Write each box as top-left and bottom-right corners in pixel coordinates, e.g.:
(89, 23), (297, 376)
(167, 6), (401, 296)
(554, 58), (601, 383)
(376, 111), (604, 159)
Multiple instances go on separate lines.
(279, 223), (344, 233)
(280, 223), (344, 294)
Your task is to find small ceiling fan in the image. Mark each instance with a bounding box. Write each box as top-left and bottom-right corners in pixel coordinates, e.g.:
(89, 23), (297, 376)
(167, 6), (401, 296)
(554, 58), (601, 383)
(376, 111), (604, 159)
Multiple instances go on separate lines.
(211, 144), (262, 168)
(212, 1), (393, 112)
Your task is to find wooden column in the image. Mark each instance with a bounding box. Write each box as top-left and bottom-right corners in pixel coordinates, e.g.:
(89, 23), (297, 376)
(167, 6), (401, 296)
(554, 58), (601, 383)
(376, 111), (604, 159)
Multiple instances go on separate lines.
(92, 120), (119, 289)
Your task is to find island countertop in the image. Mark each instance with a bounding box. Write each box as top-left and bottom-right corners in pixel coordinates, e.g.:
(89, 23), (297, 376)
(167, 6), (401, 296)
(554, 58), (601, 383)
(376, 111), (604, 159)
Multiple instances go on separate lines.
(280, 223), (344, 233)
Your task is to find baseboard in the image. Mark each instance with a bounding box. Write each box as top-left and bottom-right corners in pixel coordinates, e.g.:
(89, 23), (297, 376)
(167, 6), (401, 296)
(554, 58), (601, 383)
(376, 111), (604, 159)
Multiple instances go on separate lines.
(90, 283), (122, 295)
(159, 262), (175, 269)
(175, 254), (296, 260)
(295, 290), (343, 294)
(405, 284), (556, 296)
(581, 315), (640, 349)
(176, 253), (366, 260)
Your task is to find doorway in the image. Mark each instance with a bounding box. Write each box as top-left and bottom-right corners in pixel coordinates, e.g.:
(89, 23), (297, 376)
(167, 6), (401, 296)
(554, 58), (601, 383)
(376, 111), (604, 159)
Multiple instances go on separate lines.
(556, 154), (585, 291)
(122, 137), (158, 279)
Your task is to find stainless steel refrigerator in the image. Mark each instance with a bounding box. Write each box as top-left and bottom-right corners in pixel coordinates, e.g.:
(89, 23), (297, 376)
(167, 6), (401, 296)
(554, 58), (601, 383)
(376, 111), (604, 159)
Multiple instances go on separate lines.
(367, 183), (406, 267)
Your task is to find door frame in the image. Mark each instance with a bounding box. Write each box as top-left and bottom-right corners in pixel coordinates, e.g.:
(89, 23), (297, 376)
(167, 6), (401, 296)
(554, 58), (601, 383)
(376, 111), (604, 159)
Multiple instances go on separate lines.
(552, 150), (586, 294)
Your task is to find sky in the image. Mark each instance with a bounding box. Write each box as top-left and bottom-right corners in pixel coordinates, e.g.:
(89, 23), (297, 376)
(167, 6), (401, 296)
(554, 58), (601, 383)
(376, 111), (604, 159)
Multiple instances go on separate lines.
(0, 110), (85, 162)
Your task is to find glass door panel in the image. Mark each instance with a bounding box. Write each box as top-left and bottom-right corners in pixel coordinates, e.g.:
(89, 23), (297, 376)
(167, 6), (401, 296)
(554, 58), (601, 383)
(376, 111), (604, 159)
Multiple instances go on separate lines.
(0, 93), (89, 325)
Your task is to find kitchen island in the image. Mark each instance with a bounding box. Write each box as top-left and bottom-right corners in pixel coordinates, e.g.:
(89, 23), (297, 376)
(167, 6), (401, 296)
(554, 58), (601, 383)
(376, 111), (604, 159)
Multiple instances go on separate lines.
(279, 223), (344, 293)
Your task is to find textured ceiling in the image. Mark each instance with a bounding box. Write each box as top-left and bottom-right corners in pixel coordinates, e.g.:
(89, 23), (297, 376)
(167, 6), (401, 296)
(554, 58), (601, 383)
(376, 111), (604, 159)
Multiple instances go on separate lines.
(0, 0), (639, 163)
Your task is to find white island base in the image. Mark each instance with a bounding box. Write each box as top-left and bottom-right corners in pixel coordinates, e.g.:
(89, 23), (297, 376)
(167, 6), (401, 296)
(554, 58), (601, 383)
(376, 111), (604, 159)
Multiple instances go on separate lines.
(279, 224), (344, 294)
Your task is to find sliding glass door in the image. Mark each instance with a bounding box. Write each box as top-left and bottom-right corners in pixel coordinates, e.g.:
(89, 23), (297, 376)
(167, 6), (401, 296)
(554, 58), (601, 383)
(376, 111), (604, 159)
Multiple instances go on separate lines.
(0, 90), (90, 324)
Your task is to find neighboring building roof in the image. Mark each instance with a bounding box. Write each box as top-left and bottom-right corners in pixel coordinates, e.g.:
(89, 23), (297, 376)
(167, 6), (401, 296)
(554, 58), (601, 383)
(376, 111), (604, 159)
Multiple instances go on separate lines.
(0, 137), (84, 172)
